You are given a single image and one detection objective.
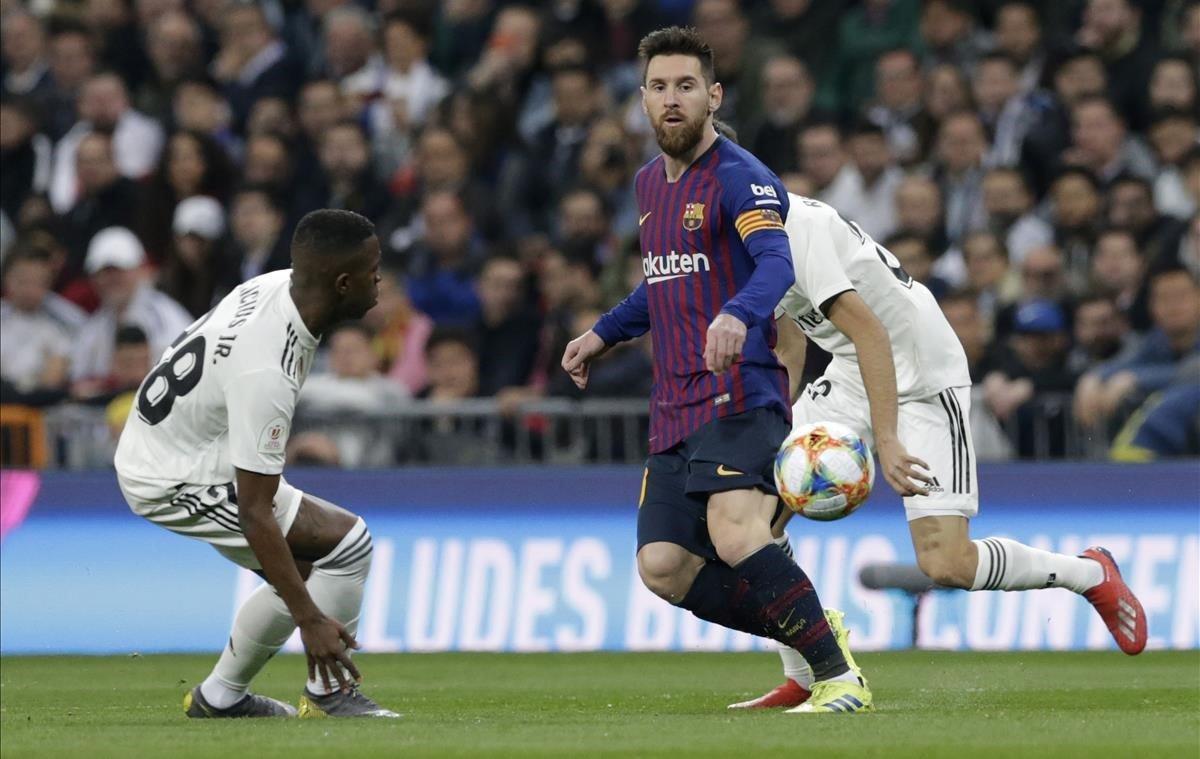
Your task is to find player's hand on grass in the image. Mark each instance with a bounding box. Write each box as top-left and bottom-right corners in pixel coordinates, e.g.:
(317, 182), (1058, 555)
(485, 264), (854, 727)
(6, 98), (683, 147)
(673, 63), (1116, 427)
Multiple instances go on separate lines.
(299, 614), (361, 693)
(705, 313), (746, 374)
(561, 330), (607, 390)
(876, 437), (932, 497)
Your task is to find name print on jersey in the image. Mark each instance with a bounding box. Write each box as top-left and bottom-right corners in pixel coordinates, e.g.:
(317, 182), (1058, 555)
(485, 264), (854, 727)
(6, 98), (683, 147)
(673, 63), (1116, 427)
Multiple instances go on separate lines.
(642, 250), (712, 285)
(212, 283), (262, 363)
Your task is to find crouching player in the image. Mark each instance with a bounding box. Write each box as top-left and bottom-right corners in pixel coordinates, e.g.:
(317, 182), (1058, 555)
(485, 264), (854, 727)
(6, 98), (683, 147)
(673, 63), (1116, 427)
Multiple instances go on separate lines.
(114, 210), (398, 718)
(730, 194), (1148, 710)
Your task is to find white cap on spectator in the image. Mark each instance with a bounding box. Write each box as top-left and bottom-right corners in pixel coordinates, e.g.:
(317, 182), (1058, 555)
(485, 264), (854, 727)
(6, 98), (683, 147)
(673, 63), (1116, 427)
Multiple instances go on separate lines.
(173, 196), (226, 240)
(85, 227), (146, 274)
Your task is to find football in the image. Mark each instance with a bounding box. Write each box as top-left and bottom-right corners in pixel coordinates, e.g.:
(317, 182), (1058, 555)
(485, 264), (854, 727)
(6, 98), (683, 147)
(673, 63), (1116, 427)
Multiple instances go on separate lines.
(775, 422), (875, 521)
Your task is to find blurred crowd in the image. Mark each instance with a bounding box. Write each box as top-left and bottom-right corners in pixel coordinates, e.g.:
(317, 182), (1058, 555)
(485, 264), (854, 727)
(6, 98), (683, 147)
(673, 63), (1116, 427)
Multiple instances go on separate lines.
(1, 0), (1198, 465)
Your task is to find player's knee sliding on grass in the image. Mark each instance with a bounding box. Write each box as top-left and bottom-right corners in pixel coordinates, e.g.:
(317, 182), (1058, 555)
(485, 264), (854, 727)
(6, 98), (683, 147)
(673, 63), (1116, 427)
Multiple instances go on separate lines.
(116, 210), (398, 719)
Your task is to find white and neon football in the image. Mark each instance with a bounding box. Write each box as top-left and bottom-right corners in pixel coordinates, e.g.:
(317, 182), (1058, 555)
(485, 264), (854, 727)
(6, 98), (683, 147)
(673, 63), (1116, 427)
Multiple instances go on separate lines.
(775, 421), (875, 521)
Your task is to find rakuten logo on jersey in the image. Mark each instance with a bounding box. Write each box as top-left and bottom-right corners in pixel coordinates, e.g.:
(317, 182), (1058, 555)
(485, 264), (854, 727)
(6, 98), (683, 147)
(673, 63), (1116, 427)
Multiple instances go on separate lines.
(643, 250), (711, 284)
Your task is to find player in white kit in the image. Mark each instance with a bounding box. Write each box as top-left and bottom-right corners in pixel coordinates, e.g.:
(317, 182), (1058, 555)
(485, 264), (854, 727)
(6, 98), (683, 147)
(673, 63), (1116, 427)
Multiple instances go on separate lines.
(115, 210), (398, 718)
(730, 195), (1148, 711)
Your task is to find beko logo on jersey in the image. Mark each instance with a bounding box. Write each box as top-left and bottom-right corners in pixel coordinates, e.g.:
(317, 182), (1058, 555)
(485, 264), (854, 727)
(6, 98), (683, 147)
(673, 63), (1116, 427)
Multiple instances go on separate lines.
(643, 250), (711, 284)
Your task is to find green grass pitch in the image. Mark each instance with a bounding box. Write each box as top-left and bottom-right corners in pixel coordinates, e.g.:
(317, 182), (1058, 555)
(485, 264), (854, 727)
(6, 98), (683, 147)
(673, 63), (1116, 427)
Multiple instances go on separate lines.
(1, 651), (1197, 758)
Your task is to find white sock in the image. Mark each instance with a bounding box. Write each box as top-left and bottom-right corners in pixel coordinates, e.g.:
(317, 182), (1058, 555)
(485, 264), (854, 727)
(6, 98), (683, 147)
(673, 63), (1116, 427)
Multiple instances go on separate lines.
(304, 518), (372, 695)
(773, 534), (815, 689)
(971, 537), (1104, 594)
(202, 582), (296, 709)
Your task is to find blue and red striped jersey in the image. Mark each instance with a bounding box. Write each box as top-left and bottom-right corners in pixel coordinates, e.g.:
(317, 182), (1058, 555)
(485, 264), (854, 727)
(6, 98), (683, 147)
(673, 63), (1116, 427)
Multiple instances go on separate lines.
(593, 136), (795, 453)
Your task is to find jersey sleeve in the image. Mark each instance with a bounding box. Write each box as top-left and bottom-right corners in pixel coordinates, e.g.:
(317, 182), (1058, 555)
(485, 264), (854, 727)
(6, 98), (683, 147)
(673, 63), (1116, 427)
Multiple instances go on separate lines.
(793, 208), (857, 315)
(717, 162), (795, 327)
(225, 368), (298, 476)
(592, 281), (650, 345)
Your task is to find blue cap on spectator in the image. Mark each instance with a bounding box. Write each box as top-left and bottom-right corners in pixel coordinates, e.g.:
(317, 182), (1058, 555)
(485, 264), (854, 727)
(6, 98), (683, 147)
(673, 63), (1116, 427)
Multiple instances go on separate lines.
(1013, 299), (1066, 334)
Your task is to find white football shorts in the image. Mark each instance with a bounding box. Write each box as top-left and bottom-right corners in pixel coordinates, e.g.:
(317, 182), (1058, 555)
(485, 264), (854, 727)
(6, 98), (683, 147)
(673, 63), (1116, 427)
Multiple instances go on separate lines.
(117, 472), (304, 570)
(792, 378), (979, 521)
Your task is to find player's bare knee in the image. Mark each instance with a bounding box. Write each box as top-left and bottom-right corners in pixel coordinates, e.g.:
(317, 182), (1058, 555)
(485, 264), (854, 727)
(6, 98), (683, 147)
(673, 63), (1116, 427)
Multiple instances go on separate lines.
(637, 543), (701, 602)
(916, 544), (973, 588)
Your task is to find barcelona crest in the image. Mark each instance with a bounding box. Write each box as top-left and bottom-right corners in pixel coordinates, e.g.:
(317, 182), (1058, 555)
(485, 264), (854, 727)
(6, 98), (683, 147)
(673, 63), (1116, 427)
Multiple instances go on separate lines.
(682, 202), (705, 231)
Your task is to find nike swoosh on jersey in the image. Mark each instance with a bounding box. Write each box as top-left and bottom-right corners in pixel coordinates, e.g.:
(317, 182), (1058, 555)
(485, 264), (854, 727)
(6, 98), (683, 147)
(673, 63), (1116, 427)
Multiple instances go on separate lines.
(639, 211), (652, 226)
(716, 464), (744, 476)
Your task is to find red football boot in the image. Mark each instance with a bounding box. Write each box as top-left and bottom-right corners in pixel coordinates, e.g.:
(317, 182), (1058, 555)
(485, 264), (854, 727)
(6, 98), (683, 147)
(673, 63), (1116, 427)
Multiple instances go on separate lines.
(1080, 546), (1148, 655)
(727, 679), (811, 709)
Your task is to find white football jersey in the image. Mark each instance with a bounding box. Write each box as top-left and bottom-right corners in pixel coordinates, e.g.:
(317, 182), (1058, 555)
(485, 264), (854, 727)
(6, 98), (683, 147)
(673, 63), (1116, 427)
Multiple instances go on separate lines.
(775, 194), (970, 401)
(115, 270), (318, 486)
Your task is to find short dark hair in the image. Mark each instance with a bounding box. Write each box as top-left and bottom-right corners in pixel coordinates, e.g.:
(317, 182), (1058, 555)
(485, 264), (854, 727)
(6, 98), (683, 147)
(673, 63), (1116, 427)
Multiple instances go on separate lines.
(1076, 290), (1119, 312)
(638, 26), (715, 84)
(1095, 226), (1140, 251)
(939, 289), (979, 311)
(1109, 172), (1153, 196)
(979, 51), (1020, 73)
(235, 183), (286, 214)
(424, 326), (478, 357)
(115, 325), (149, 347)
(292, 209), (375, 259)
(1052, 165), (1101, 191)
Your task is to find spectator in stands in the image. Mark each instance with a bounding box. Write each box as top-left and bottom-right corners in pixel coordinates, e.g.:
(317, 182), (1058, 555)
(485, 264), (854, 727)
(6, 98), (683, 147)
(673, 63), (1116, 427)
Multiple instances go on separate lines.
(366, 12), (448, 138)
(1049, 167), (1103, 275)
(864, 47), (931, 165)
(919, 0), (988, 72)
(1109, 366), (1200, 460)
(748, 0), (840, 78)
(98, 325), (154, 437)
(941, 290), (1001, 383)
(1148, 110), (1199, 220)
(293, 79), (346, 185)
(472, 254), (541, 397)
(996, 244), (1074, 338)
(1069, 293), (1136, 376)
(324, 5), (385, 96)
(49, 71), (164, 214)
(0, 247), (79, 406)
(993, 1), (1044, 93)
(464, 4), (541, 108)
(692, 0), (778, 131)
(981, 166), (1052, 265)
(1075, 267), (1200, 427)
(1021, 50), (1108, 196)
(292, 322), (409, 468)
(45, 20), (97, 140)
(171, 79), (239, 159)
(1075, 0), (1158, 131)
(886, 232), (950, 300)
(933, 110), (988, 246)
(363, 266), (432, 396)
(838, 122), (904, 241)
(0, 98), (53, 225)
(577, 117), (640, 238)
(962, 230), (1021, 324)
(403, 190), (483, 325)
(137, 10), (205, 122)
(799, 121), (856, 214)
(742, 54), (816, 174)
(158, 196), (238, 317)
(557, 186), (617, 264)
(71, 227), (191, 388)
(138, 129), (237, 260)
(229, 185), (290, 282)
(1090, 227), (1149, 329)
(212, 1), (300, 132)
(1, 9), (51, 100)
(58, 131), (140, 284)
(1064, 96), (1156, 186)
(923, 63), (973, 131)
(310, 120), (392, 222)
(502, 63), (603, 237)
(1148, 55), (1197, 113)
(894, 173), (950, 256)
(242, 132), (295, 207)
(1106, 174), (1182, 266)
(973, 52), (1043, 168)
(983, 299), (1077, 456)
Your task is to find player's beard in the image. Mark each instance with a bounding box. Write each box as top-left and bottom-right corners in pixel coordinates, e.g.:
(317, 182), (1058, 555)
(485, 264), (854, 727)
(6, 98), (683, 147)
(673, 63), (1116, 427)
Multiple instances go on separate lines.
(652, 108), (708, 159)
